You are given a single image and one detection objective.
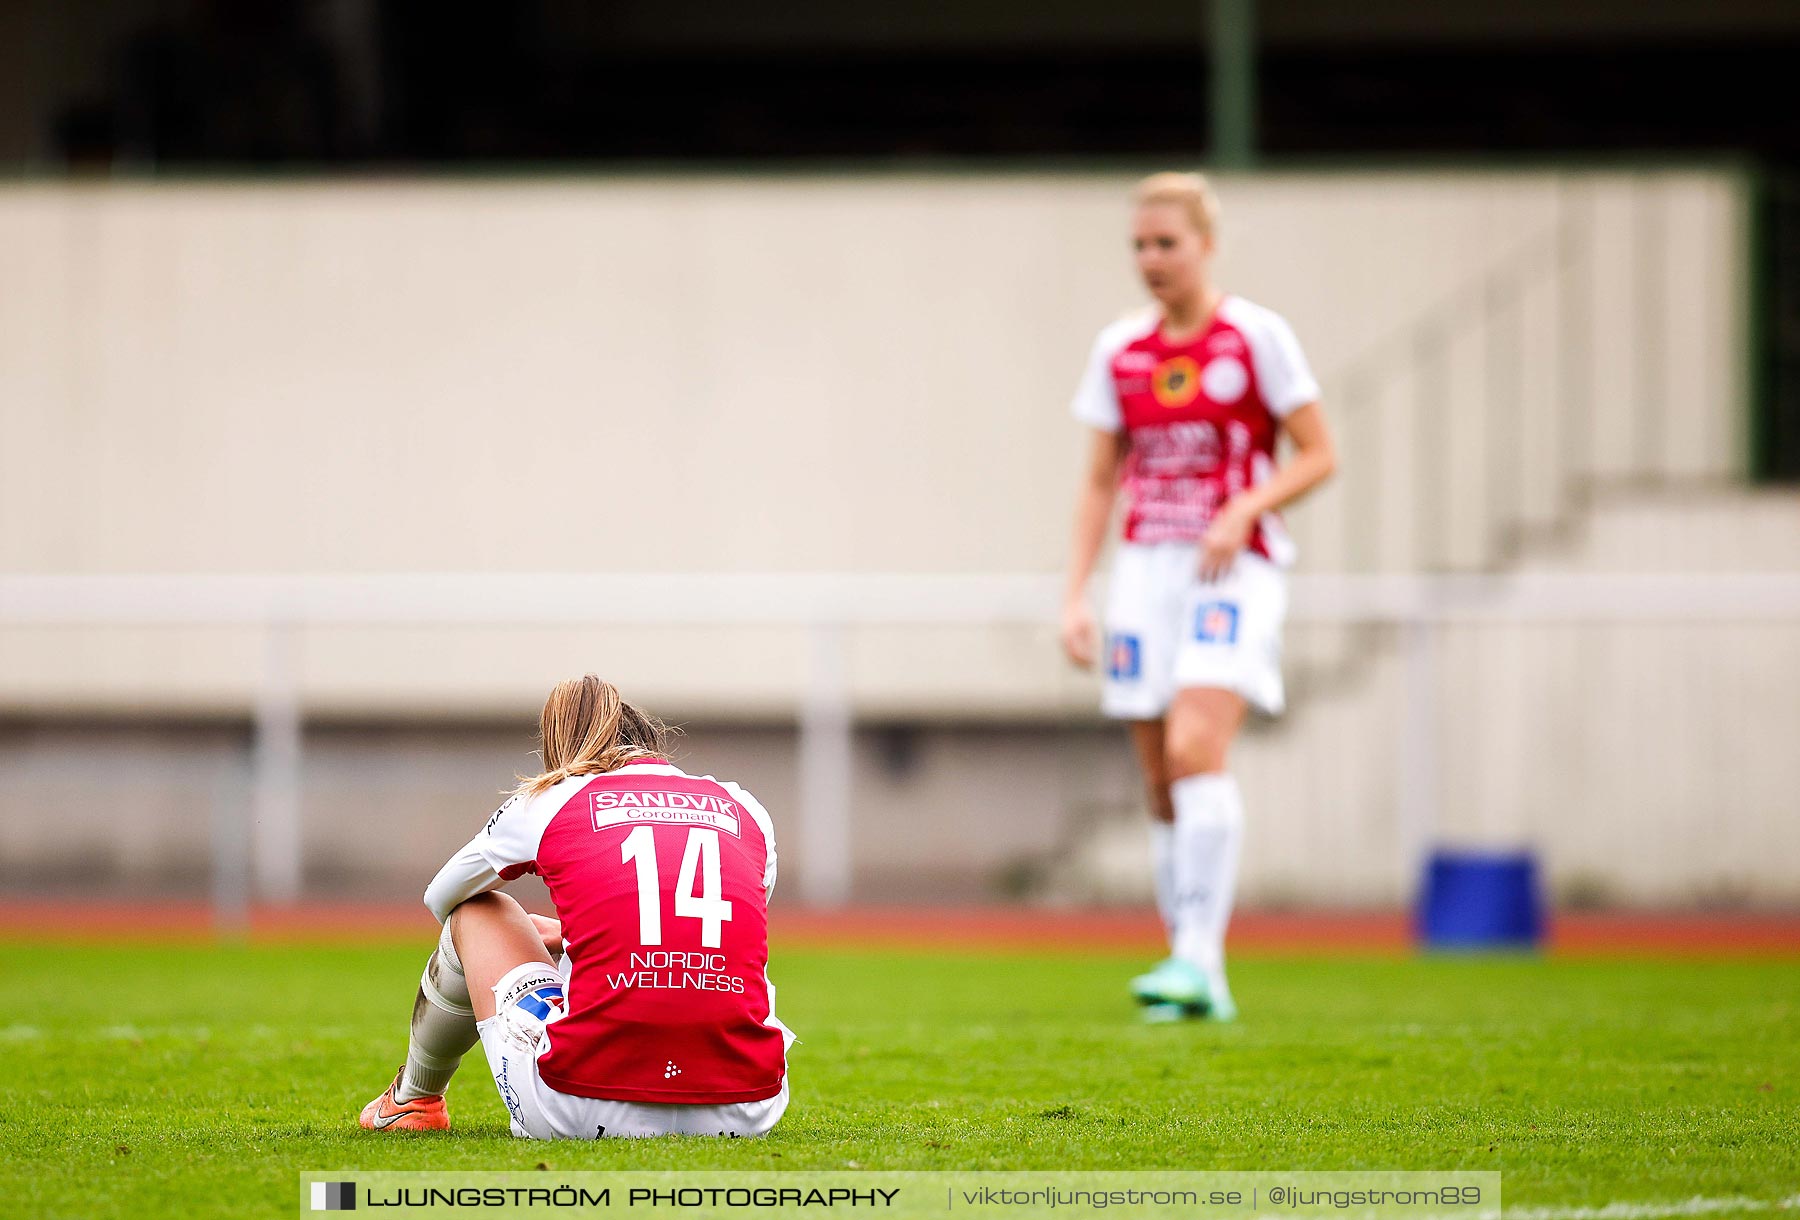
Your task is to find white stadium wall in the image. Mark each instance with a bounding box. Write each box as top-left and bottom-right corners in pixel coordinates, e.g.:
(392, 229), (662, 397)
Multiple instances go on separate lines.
(3, 167), (1794, 907)
(0, 168), (1752, 713)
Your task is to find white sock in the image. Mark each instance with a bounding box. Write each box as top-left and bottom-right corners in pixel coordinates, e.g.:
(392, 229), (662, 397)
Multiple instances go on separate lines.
(396, 919), (479, 1102)
(1169, 772), (1244, 1002)
(1149, 821), (1176, 944)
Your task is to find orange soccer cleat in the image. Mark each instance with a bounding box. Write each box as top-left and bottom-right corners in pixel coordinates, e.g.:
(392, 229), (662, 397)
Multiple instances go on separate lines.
(359, 1069), (450, 1132)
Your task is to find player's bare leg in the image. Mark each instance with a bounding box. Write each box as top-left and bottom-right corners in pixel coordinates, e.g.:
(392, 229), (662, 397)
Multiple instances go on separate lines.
(360, 893), (555, 1131)
(447, 891), (556, 1022)
(1127, 718), (1179, 942)
(1133, 686), (1246, 1021)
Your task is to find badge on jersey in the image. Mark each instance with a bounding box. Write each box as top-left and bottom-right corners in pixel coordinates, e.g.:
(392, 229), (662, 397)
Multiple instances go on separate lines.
(1200, 355), (1249, 404)
(1106, 633), (1142, 680)
(1152, 356), (1202, 408)
(1194, 601), (1240, 645)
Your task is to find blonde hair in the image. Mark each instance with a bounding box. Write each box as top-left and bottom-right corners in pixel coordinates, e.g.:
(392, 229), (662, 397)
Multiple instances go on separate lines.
(1134, 171), (1221, 240)
(515, 675), (674, 796)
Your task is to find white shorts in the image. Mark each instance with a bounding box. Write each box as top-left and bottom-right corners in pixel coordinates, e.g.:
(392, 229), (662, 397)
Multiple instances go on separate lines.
(475, 962), (789, 1140)
(1101, 544), (1287, 719)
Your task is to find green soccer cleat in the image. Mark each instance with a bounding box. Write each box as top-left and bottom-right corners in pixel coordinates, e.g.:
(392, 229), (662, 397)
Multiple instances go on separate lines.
(1130, 959), (1239, 1022)
(1129, 957), (1207, 1007)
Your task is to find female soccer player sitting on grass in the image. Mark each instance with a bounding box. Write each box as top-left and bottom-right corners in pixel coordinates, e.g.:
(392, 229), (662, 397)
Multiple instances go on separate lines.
(359, 675), (793, 1138)
(1060, 173), (1336, 1023)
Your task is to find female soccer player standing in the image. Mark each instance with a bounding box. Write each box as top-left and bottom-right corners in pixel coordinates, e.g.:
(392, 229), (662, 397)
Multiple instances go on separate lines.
(1061, 173), (1336, 1022)
(359, 675), (793, 1137)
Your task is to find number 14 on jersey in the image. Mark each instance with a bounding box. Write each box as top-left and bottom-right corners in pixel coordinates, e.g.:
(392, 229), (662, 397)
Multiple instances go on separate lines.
(619, 825), (734, 948)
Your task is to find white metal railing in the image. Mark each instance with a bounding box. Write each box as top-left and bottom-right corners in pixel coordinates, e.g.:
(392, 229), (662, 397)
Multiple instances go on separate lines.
(3, 571), (1798, 918)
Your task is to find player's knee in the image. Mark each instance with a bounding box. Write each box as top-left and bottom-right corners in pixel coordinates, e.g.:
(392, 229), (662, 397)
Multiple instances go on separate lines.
(462, 890), (523, 915)
(1163, 714), (1231, 777)
(448, 891), (524, 951)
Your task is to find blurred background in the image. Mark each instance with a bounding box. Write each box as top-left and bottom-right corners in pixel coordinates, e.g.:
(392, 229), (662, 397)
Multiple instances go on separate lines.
(1, 0), (1797, 929)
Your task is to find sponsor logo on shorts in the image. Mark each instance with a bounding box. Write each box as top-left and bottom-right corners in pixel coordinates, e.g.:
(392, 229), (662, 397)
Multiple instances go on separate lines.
(1106, 633), (1142, 680)
(496, 1057), (525, 1126)
(1194, 601), (1240, 644)
(512, 984), (565, 1022)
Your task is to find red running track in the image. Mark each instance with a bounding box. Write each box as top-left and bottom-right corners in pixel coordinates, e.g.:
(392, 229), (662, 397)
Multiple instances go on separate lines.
(1, 901), (1796, 956)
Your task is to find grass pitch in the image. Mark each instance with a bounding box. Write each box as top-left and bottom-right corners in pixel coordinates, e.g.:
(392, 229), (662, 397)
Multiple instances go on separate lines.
(0, 941), (1795, 1219)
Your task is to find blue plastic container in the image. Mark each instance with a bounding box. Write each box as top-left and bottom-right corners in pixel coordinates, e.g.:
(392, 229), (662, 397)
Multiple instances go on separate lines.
(1416, 849), (1545, 949)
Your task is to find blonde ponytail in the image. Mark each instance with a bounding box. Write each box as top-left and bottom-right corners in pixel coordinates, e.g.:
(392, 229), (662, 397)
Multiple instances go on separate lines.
(516, 675), (673, 796)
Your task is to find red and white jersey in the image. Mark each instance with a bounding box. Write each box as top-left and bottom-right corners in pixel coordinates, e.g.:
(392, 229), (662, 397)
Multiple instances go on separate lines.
(424, 761), (791, 1105)
(1070, 296), (1320, 563)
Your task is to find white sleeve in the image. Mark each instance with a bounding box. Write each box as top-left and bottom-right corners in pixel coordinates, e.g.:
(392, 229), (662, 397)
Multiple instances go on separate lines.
(422, 837), (500, 925)
(1070, 326), (1125, 432)
(1240, 307), (1321, 418)
(421, 790), (555, 924)
(725, 781), (779, 902)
